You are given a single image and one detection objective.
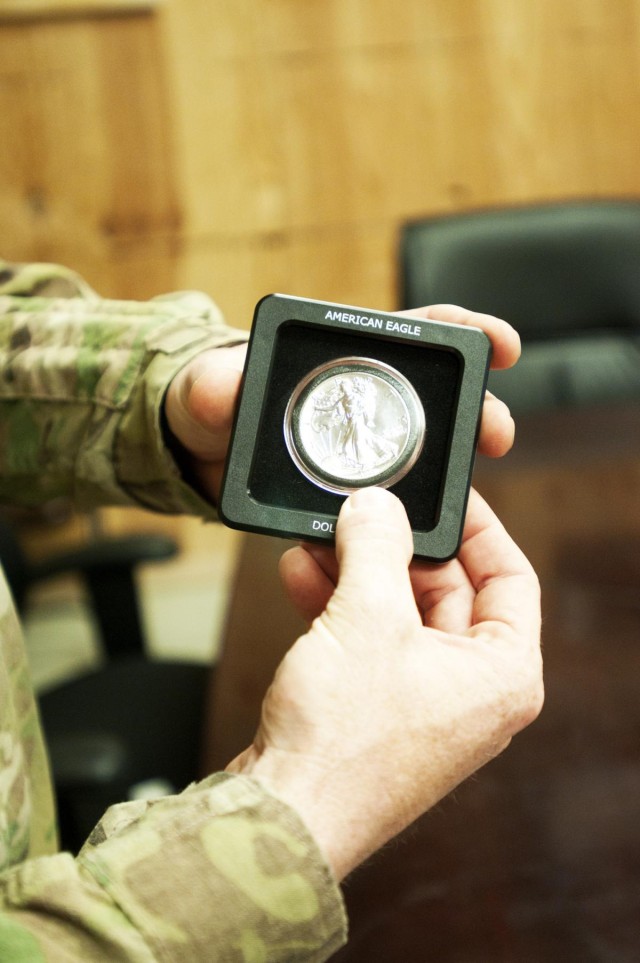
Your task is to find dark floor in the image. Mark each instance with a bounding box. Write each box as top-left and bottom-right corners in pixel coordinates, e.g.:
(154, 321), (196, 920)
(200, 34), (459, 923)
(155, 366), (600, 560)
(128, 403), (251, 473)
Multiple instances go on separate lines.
(331, 582), (640, 962)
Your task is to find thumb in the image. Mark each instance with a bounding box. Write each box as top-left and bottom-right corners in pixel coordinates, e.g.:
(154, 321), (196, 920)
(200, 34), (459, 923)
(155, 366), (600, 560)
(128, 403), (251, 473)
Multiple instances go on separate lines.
(321, 488), (419, 640)
(166, 345), (245, 462)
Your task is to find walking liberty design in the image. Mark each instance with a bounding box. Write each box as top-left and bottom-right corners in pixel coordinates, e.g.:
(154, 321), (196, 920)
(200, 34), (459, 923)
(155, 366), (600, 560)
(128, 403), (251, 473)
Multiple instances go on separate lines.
(309, 375), (401, 473)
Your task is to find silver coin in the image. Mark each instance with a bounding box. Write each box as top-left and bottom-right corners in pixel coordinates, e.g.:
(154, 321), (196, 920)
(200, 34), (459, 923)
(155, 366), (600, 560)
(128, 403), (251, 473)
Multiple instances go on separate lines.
(284, 357), (426, 494)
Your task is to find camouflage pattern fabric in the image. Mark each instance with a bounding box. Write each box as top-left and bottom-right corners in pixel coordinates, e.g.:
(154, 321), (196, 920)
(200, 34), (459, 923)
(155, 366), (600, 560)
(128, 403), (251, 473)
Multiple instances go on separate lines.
(0, 262), (347, 960)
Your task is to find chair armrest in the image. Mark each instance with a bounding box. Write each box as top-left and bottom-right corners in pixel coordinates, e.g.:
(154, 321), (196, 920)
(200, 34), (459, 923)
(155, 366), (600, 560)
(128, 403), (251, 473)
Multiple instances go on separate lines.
(29, 533), (179, 582)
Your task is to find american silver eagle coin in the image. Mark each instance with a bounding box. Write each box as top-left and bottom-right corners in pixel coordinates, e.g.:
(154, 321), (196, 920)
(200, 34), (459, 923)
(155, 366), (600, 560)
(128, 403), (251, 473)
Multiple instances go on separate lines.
(284, 357), (426, 494)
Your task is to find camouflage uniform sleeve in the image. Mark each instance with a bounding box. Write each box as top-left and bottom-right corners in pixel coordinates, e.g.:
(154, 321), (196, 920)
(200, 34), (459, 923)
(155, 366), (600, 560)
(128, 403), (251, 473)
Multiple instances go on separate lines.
(0, 774), (348, 961)
(0, 262), (348, 959)
(0, 260), (248, 516)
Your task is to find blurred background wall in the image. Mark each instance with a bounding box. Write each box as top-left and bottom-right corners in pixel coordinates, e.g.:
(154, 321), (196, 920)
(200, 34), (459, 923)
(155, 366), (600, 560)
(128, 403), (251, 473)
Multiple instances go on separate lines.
(1, 0), (640, 570)
(3, 0), (640, 324)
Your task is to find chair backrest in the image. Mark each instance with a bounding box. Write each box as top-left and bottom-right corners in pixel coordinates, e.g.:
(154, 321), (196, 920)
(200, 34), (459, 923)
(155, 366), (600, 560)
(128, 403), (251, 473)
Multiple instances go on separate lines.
(0, 515), (33, 611)
(399, 200), (640, 341)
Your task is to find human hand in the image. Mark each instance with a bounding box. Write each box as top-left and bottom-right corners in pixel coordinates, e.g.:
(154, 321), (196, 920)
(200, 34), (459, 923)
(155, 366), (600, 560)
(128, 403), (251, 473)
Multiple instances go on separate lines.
(395, 304), (520, 457)
(163, 306), (520, 502)
(164, 342), (247, 499)
(226, 487), (543, 881)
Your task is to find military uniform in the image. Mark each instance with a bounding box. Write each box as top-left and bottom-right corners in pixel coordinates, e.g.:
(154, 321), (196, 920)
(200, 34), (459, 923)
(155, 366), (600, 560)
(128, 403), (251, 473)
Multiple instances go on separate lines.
(0, 262), (347, 960)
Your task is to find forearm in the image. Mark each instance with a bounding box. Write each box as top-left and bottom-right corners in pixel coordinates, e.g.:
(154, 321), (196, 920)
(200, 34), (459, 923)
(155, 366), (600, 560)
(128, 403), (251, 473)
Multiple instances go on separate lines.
(0, 286), (244, 515)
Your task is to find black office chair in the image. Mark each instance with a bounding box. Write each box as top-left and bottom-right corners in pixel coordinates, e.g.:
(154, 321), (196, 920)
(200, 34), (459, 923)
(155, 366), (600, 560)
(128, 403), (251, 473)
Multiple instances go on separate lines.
(0, 514), (211, 852)
(399, 199), (640, 612)
(399, 199), (640, 417)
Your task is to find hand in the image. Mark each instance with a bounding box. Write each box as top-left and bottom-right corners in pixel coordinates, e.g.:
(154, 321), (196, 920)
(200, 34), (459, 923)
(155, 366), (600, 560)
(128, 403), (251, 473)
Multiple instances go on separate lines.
(164, 306), (520, 501)
(396, 304), (520, 457)
(164, 342), (247, 499)
(226, 487), (543, 881)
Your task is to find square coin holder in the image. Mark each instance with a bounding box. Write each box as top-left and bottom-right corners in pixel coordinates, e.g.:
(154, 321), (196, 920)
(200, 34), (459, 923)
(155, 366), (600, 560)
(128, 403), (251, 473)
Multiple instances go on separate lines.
(219, 294), (491, 561)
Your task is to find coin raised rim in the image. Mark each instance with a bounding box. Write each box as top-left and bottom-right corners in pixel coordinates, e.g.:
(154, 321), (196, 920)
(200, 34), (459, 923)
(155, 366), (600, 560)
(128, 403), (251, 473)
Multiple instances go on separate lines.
(283, 356), (426, 494)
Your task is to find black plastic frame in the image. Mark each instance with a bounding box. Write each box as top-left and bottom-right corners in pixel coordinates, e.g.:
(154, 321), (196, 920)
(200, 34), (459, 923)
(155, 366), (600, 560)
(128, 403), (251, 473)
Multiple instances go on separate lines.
(219, 294), (491, 561)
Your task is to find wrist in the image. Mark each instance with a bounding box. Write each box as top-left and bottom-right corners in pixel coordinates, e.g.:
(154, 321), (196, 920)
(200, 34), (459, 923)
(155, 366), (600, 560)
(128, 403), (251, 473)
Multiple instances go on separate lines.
(228, 746), (386, 881)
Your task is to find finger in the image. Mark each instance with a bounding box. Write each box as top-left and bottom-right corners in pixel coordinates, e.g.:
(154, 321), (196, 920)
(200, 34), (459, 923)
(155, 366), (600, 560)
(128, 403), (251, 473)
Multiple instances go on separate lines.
(187, 366), (243, 460)
(166, 344), (246, 462)
(321, 487), (420, 642)
(301, 543), (340, 586)
(477, 392), (515, 458)
(191, 341), (247, 377)
(183, 345), (246, 459)
(279, 545), (337, 623)
(190, 459), (226, 504)
(396, 304), (521, 370)
(163, 345), (247, 503)
(458, 489), (541, 645)
(409, 558), (475, 634)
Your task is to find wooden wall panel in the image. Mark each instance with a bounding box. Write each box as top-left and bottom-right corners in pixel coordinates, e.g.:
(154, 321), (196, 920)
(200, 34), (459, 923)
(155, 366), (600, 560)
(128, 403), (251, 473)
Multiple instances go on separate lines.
(164, 57), (285, 237)
(0, 1), (158, 20)
(0, 22), (109, 265)
(156, 0), (640, 323)
(0, 12), (178, 294)
(3, 0), (640, 311)
(2, 0), (640, 552)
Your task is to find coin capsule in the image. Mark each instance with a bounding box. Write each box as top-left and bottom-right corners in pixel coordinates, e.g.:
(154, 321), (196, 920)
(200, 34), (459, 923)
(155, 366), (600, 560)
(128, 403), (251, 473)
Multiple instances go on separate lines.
(284, 357), (426, 495)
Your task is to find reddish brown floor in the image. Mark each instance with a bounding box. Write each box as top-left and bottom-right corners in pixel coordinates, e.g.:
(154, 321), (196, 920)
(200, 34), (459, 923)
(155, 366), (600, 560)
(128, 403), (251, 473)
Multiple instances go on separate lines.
(331, 584), (640, 962)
